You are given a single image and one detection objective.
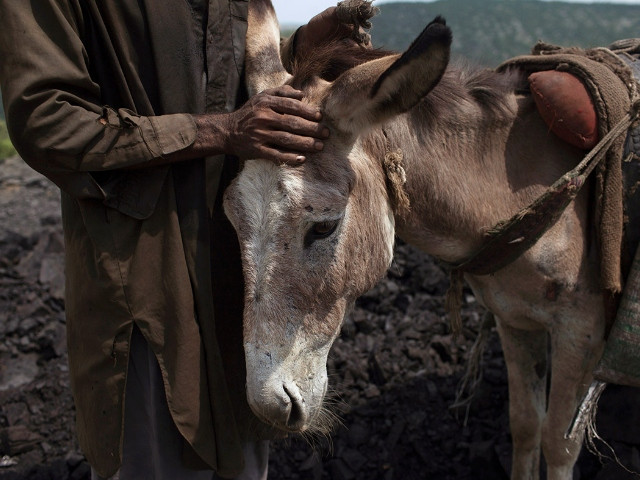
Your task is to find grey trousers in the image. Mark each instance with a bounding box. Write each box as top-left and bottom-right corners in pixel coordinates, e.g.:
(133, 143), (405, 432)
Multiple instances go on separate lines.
(91, 327), (269, 480)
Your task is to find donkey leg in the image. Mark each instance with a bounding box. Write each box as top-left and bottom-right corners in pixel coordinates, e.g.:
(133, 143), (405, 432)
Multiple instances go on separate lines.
(542, 323), (604, 480)
(496, 319), (548, 480)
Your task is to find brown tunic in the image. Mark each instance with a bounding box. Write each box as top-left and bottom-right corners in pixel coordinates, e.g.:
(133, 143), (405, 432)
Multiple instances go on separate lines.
(0, 1), (281, 477)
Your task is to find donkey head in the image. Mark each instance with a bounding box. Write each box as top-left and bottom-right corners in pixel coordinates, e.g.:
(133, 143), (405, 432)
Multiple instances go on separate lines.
(223, 17), (451, 433)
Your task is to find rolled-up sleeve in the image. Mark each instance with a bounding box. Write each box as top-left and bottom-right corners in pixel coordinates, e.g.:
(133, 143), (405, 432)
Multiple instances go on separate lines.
(0, 1), (196, 185)
(82, 107), (197, 171)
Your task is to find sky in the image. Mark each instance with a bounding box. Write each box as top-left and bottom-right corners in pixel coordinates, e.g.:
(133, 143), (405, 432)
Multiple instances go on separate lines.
(272, 0), (640, 25)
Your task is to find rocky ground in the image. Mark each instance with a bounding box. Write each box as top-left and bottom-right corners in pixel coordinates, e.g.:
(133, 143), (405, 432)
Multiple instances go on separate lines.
(0, 154), (639, 479)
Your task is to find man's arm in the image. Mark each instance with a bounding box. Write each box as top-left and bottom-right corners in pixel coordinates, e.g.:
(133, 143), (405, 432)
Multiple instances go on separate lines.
(167, 86), (328, 166)
(281, 3), (378, 71)
(0, 1), (328, 184)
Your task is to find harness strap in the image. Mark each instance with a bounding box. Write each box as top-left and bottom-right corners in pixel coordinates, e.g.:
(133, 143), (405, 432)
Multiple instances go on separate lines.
(445, 99), (640, 334)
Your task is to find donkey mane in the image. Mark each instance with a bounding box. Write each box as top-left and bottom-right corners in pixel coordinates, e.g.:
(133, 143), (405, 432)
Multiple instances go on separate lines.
(290, 41), (393, 86)
(460, 65), (525, 113)
(291, 40), (525, 125)
(422, 63), (525, 125)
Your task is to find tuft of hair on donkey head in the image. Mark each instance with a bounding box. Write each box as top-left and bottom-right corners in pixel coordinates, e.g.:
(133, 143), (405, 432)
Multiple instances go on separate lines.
(223, 9), (451, 434)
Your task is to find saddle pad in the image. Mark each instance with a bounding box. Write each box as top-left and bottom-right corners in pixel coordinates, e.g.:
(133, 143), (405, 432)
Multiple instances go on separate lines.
(621, 51), (640, 264)
(594, 48), (640, 388)
(498, 41), (636, 300)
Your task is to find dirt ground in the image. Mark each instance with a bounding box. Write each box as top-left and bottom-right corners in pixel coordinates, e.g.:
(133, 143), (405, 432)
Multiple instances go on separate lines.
(1, 153), (639, 480)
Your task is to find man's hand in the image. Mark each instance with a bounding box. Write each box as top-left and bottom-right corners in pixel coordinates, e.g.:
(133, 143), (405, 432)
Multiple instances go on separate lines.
(295, 2), (378, 58)
(191, 86), (328, 166)
(296, 7), (353, 57)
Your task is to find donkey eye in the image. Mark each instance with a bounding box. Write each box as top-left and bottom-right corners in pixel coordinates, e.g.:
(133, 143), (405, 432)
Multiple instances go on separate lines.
(312, 221), (338, 237)
(304, 220), (339, 247)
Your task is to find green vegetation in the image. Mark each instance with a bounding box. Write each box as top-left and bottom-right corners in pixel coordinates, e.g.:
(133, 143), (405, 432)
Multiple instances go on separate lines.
(373, 0), (640, 67)
(281, 27), (296, 39)
(0, 119), (17, 160)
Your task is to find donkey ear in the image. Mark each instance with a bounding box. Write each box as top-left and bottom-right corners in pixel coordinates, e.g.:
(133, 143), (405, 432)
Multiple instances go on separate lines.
(324, 17), (451, 133)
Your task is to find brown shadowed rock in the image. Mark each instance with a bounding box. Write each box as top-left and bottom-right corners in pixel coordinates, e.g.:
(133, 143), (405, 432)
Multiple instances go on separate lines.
(0, 426), (43, 456)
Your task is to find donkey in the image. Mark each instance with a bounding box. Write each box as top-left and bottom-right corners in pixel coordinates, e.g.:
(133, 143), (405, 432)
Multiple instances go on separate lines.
(223, 3), (607, 479)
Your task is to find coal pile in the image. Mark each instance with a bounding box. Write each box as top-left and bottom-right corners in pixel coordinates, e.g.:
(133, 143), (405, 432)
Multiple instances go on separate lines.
(0, 154), (639, 480)
(0, 155), (87, 480)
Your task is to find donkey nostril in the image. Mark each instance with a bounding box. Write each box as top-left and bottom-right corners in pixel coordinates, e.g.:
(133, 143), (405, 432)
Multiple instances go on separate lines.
(283, 384), (307, 430)
(288, 397), (304, 428)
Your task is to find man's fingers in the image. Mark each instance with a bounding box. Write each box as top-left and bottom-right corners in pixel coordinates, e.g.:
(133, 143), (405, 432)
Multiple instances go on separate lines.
(264, 95), (322, 122)
(270, 113), (329, 140)
(257, 87), (322, 121)
(258, 146), (307, 166)
(266, 130), (324, 153)
(231, 86), (331, 163)
(265, 85), (305, 100)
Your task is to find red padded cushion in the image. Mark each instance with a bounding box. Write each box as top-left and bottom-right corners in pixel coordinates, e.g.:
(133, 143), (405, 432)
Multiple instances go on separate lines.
(528, 70), (599, 150)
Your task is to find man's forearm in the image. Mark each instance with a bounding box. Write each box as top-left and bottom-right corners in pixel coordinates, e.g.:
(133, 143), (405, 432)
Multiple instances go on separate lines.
(159, 113), (231, 165)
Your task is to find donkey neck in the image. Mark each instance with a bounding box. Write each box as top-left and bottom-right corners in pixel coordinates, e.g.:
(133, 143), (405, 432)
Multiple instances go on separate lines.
(383, 67), (584, 264)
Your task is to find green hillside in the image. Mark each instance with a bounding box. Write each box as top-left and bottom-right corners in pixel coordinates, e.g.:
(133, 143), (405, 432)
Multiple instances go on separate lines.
(0, 90), (16, 159)
(1, 1), (638, 119)
(0, 119), (17, 160)
(373, 0), (640, 66)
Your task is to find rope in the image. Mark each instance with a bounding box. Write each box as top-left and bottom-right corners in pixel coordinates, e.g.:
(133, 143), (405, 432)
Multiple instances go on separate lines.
(573, 98), (640, 180)
(382, 131), (411, 219)
(565, 380), (607, 442)
(450, 312), (496, 424)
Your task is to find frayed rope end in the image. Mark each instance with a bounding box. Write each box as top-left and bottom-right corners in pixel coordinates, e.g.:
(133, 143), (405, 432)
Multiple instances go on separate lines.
(565, 380), (640, 476)
(450, 312), (496, 424)
(383, 149), (411, 219)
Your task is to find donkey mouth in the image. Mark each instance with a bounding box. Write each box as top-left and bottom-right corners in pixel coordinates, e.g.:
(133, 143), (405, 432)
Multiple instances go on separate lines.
(248, 380), (317, 433)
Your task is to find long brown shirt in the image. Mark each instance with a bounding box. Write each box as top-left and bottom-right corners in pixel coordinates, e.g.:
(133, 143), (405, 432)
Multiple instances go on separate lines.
(0, 1), (287, 477)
